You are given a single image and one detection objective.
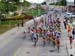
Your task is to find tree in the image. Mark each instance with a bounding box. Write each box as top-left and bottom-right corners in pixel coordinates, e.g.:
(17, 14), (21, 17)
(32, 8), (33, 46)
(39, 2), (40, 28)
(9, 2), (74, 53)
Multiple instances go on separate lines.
(0, 1), (17, 13)
(23, 0), (31, 7)
(50, 0), (67, 6)
(11, 0), (19, 4)
(6, 0), (19, 3)
(61, 0), (67, 6)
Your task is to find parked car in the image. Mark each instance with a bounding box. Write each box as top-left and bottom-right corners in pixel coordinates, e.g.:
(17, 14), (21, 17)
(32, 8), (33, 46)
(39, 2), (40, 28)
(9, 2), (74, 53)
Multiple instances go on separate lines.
(64, 12), (72, 18)
(72, 13), (75, 18)
(64, 12), (75, 18)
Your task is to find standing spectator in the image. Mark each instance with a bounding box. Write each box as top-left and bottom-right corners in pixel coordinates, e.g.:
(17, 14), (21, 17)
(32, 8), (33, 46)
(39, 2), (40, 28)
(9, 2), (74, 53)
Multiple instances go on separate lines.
(72, 28), (75, 39)
(17, 23), (20, 29)
(21, 20), (24, 27)
(28, 27), (31, 33)
(63, 19), (66, 29)
(69, 36), (73, 49)
(23, 30), (26, 39)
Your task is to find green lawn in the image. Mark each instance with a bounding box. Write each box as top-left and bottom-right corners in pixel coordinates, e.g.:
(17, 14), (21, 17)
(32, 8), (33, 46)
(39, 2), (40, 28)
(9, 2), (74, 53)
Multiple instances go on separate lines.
(0, 19), (29, 34)
(26, 9), (44, 16)
(0, 25), (14, 34)
(0, 20), (21, 25)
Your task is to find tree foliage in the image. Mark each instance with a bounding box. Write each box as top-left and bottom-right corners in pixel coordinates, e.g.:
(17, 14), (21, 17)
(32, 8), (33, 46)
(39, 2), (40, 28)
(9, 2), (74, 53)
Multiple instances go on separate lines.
(23, 0), (31, 7)
(60, 0), (67, 6)
(50, 0), (67, 6)
(0, 0), (31, 13)
(0, 1), (17, 13)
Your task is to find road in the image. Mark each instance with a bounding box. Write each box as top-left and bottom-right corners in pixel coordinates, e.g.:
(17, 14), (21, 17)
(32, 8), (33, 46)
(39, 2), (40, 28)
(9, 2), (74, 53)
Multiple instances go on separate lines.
(0, 29), (26, 56)
(14, 12), (69, 56)
(0, 8), (70, 56)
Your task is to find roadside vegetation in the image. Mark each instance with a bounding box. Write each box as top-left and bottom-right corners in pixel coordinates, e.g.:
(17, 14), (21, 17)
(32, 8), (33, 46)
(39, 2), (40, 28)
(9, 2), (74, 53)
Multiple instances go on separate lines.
(0, 0), (44, 34)
(50, 0), (67, 6)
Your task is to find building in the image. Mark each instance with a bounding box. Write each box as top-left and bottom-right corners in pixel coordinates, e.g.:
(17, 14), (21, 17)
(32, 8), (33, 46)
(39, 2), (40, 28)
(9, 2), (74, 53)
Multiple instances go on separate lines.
(67, 0), (75, 13)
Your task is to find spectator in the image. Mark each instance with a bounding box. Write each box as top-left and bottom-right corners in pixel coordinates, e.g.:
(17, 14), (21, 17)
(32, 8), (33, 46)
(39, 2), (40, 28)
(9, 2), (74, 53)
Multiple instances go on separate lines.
(21, 20), (24, 27)
(69, 36), (73, 49)
(63, 19), (66, 29)
(72, 28), (75, 39)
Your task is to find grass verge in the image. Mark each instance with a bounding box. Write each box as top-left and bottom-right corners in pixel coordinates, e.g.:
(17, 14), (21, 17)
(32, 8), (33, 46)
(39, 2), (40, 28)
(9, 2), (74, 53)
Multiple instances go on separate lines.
(0, 19), (29, 34)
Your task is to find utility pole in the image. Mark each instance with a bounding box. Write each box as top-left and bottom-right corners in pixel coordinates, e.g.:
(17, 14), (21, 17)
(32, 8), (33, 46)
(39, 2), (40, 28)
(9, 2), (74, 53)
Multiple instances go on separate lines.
(74, 0), (75, 6)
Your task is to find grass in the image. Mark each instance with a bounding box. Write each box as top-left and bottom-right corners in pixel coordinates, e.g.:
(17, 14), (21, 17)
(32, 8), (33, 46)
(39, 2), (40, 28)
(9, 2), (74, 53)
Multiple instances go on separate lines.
(0, 19), (29, 34)
(0, 25), (15, 34)
(0, 20), (21, 25)
(26, 9), (44, 16)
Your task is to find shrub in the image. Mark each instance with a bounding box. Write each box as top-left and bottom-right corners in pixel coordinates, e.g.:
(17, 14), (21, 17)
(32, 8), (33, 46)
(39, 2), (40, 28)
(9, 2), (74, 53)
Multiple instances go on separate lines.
(1, 14), (33, 21)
